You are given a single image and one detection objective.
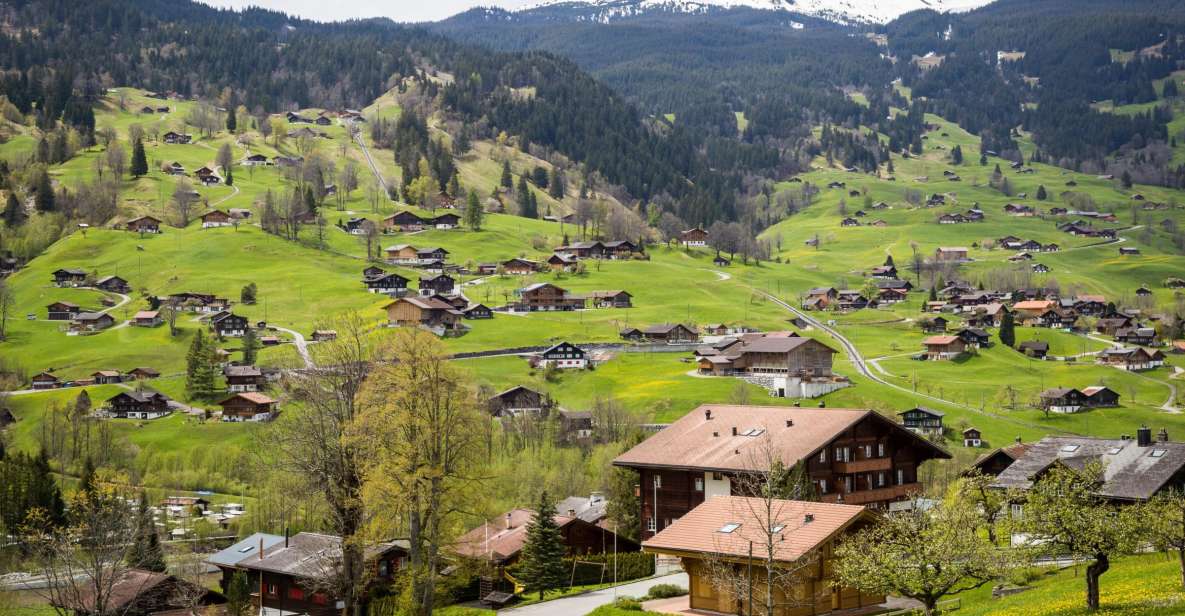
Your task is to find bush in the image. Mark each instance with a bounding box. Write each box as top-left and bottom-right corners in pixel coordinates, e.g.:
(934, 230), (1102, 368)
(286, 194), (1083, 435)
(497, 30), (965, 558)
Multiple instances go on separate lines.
(508, 551), (654, 587)
(612, 597), (643, 611)
(643, 583), (687, 600)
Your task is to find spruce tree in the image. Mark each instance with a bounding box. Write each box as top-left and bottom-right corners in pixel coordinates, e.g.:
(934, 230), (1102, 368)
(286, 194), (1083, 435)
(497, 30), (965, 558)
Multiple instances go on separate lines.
(226, 106), (237, 132)
(226, 571), (251, 616)
(30, 449), (65, 526)
(3, 191), (25, 227)
(225, 167), (233, 187)
(34, 171), (54, 212)
(950, 145), (963, 165)
(241, 327), (259, 365)
(465, 190), (484, 231)
(500, 161), (513, 189)
(186, 329), (208, 399)
(548, 168), (564, 199)
(519, 492), (567, 600)
(1121, 170), (1133, 189)
(130, 138), (148, 177)
(999, 310), (1016, 348)
(78, 457), (98, 501)
(1036, 185), (1047, 201)
(128, 491), (168, 572)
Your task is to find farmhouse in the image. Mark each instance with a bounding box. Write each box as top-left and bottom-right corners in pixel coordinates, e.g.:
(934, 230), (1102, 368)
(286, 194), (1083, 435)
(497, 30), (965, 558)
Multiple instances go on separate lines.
(993, 429), (1185, 502)
(556, 240), (606, 259)
(162, 131), (192, 144)
(243, 153), (269, 166)
(432, 213), (461, 229)
(418, 273), (455, 296)
(534, 341), (588, 369)
(1115, 326), (1157, 346)
(166, 292), (230, 313)
(513, 282), (585, 311)
(463, 303), (493, 319)
(91, 370), (123, 385)
(383, 296), (466, 335)
(1017, 340), (1049, 359)
(968, 441), (1030, 477)
(500, 258), (539, 275)
(897, 407), (944, 436)
(71, 312), (116, 332)
(1082, 386), (1121, 407)
(126, 215), (162, 233)
(643, 497), (883, 616)
(383, 211), (427, 231)
(453, 507), (639, 566)
(384, 244), (420, 264)
(614, 404), (951, 539)
(547, 252), (579, 272)
(1040, 387), (1088, 413)
(362, 271), (409, 295)
(695, 333), (846, 398)
(46, 301), (81, 320)
(963, 428), (982, 447)
(922, 335), (966, 360)
(201, 210), (233, 228)
(31, 372), (60, 389)
(52, 268), (87, 287)
(224, 365), (264, 392)
(680, 227), (708, 246)
(106, 391), (171, 420)
(802, 287), (838, 311)
(95, 275), (130, 293)
(50, 568), (224, 616)
(486, 385), (552, 417)
(219, 392), (278, 422)
(209, 311), (249, 337)
(621, 323), (698, 343)
(956, 327), (992, 348)
(580, 290), (633, 308)
(934, 247), (969, 262)
(1099, 347), (1165, 371)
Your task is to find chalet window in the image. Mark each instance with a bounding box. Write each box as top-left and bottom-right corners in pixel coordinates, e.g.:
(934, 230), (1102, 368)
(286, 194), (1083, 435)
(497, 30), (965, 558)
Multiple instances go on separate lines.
(312, 593), (328, 605)
(844, 476), (853, 493)
(653, 475), (662, 489)
(863, 445), (872, 459)
(287, 587), (305, 601)
(897, 469), (905, 485)
(646, 517), (657, 532)
(712, 472), (723, 481)
(818, 479), (827, 494)
(877, 472), (886, 487)
(266, 584), (278, 598)
(694, 477), (704, 491)
(818, 450), (827, 463)
(379, 559), (389, 577)
(878, 443), (885, 457)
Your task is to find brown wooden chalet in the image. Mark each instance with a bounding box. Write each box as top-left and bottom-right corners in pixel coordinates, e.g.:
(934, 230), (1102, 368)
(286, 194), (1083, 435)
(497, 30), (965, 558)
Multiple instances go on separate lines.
(1099, 347), (1166, 371)
(1040, 387), (1089, 413)
(417, 273), (455, 296)
(921, 335), (965, 360)
(383, 210), (427, 231)
(696, 333), (836, 380)
(1018, 340), (1049, 359)
(621, 323), (698, 343)
(383, 296), (466, 334)
(210, 311), (249, 337)
(219, 392), (278, 422)
(556, 241), (607, 259)
(52, 268), (87, 287)
(95, 275), (130, 293)
(897, 407), (944, 436)
(363, 271), (409, 295)
(224, 365), (264, 392)
(500, 258), (539, 275)
(384, 244), (420, 264)
(201, 209), (233, 228)
(71, 312), (116, 332)
(966, 441), (1030, 477)
(46, 301), (81, 320)
(132, 310), (161, 327)
(613, 404), (951, 539)
(463, 303), (493, 319)
(513, 282), (585, 311)
(680, 227), (708, 246)
(52, 568), (224, 616)
(547, 253), (579, 272)
(31, 371), (60, 389)
(106, 390), (171, 419)
(454, 508), (639, 566)
(91, 370), (123, 385)
(206, 532), (407, 616)
(580, 290), (633, 308)
(486, 385), (552, 417)
(602, 240), (643, 259)
(126, 215), (162, 234)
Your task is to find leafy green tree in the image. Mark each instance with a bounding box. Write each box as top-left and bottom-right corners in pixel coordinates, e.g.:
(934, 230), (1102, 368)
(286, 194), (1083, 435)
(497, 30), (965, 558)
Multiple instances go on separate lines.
(519, 492), (567, 600)
(127, 491), (167, 572)
(34, 171), (54, 212)
(3, 191), (25, 227)
(1142, 490), (1185, 589)
(999, 310), (1015, 348)
(241, 327), (260, 365)
(240, 282), (257, 304)
(130, 138), (148, 177)
(464, 190), (484, 231)
(1016, 463), (1141, 611)
(532, 166), (549, 188)
(835, 491), (1011, 616)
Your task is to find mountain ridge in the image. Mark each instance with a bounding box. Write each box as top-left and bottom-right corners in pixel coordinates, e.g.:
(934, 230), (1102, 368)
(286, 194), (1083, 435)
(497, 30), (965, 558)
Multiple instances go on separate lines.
(497, 0), (996, 25)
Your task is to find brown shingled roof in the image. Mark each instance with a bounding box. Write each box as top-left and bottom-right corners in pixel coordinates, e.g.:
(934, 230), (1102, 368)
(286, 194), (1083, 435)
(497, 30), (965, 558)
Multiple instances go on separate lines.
(642, 496), (872, 562)
(612, 404), (949, 473)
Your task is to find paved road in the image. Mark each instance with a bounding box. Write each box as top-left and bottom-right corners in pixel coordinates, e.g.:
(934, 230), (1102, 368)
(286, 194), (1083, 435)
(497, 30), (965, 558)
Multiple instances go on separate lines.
(499, 572), (688, 616)
(273, 326), (313, 368)
(352, 129), (389, 197)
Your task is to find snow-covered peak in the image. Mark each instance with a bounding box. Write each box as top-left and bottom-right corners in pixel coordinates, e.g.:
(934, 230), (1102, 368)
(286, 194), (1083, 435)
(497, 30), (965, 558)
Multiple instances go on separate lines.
(518, 0), (995, 25)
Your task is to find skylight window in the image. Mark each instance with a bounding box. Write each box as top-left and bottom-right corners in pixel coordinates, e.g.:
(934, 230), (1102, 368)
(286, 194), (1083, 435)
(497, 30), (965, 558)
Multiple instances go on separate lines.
(237, 545), (255, 553)
(1151, 450), (1168, 458)
(770, 524), (785, 533)
(742, 428), (766, 437)
(1106, 447), (1123, 455)
(1059, 445), (1080, 453)
(718, 523), (741, 533)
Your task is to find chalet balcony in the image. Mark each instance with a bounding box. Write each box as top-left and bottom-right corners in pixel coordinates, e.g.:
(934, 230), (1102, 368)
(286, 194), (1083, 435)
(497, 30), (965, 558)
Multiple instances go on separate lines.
(834, 457), (893, 474)
(819, 483), (922, 506)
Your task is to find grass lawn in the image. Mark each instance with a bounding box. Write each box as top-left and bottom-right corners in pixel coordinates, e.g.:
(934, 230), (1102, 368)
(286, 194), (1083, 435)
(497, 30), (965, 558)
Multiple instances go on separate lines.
(952, 554), (1185, 615)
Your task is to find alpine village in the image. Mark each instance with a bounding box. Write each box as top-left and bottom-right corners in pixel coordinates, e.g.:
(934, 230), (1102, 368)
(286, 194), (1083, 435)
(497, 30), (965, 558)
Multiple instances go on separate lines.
(6, 1), (1185, 615)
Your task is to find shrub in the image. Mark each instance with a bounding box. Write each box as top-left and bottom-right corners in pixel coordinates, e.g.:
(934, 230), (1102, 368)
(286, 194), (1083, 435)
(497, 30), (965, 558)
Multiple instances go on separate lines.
(612, 597), (643, 611)
(509, 551), (654, 586)
(643, 583), (687, 600)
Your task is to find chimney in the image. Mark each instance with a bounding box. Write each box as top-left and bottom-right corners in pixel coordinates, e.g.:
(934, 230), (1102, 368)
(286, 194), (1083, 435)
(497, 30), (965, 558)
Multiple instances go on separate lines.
(258, 536), (264, 560)
(567, 509), (576, 517)
(284, 527), (289, 548)
(785, 420), (794, 428)
(505, 512), (513, 530)
(803, 513), (814, 524)
(1158, 428), (1169, 443)
(731, 426), (738, 436)
(705, 409), (712, 420)
(712, 431), (719, 437)
(1137, 425), (1152, 447)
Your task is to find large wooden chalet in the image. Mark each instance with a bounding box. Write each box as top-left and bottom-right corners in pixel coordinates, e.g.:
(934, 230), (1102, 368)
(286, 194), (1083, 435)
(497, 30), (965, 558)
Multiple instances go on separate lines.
(614, 404), (951, 539)
(513, 283), (585, 312)
(105, 391), (171, 420)
(384, 296), (466, 335)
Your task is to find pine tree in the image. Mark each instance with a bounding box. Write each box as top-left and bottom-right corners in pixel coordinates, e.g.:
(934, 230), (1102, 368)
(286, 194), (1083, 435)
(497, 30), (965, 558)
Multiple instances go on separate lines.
(519, 492), (567, 600)
(465, 190), (484, 231)
(548, 168), (564, 199)
(226, 106), (237, 132)
(305, 185), (317, 214)
(950, 145), (963, 165)
(979, 151), (988, 165)
(1121, 170), (1133, 189)
(78, 457), (98, 501)
(528, 191), (538, 219)
(1164, 78), (1179, 99)
(3, 191), (25, 227)
(929, 286), (938, 302)
(500, 160), (513, 189)
(186, 329), (208, 399)
(241, 327), (259, 365)
(130, 138), (148, 177)
(128, 491), (168, 572)
(999, 310), (1016, 348)
(34, 171), (54, 212)
(225, 167), (233, 187)
(226, 571), (252, 616)
(30, 449), (65, 526)
(1036, 185), (1047, 200)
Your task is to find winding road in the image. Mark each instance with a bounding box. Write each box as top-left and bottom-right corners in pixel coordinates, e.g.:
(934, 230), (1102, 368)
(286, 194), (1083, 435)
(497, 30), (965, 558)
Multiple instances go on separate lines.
(272, 326), (313, 368)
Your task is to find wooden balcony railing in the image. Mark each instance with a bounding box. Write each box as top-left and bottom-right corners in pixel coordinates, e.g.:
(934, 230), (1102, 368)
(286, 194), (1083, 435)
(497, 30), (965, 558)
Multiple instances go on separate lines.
(818, 483), (922, 506)
(834, 457), (892, 474)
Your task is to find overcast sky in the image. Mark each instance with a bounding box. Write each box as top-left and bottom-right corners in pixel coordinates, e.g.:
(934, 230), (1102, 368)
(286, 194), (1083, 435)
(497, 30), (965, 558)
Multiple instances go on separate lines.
(199, 0), (535, 23)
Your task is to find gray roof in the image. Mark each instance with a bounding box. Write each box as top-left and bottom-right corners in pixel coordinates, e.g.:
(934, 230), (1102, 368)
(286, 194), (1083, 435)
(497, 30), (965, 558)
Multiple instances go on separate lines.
(993, 435), (1185, 501)
(230, 532), (408, 576)
(206, 532), (285, 568)
(224, 365), (263, 377)
(554, 495), (608, 524)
